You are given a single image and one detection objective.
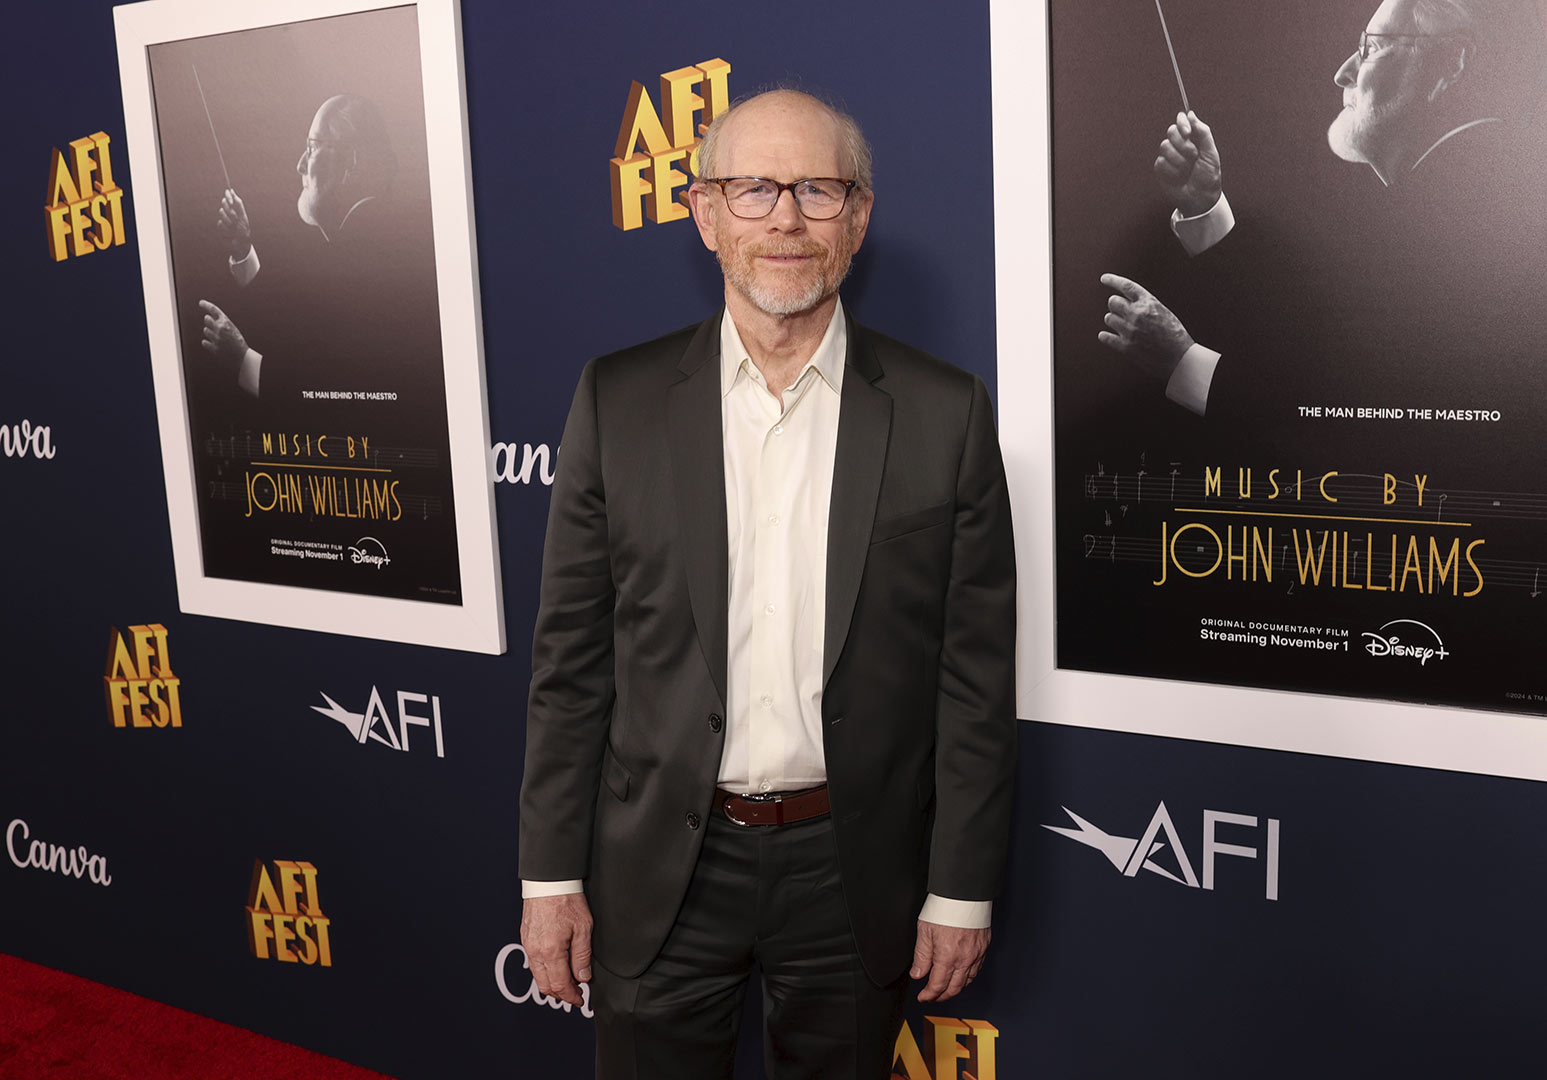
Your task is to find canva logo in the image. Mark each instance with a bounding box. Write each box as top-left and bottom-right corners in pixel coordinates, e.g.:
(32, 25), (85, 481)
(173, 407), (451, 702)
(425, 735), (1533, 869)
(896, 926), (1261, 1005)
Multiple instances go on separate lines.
(311, 687), (444, 757)
(1, 420), (55, 460)
(104, 624), (183, 729)
(494, 942), (593, 1018)
(246, 860), (332, 967)
(490, 441), (556, 486)
(46, 131), (127, 261)
(6, 819), (112, 886)
(1044, 801), (1280, 901)
(892, 1015), (999, 1080)
(610, 58), (731, 230)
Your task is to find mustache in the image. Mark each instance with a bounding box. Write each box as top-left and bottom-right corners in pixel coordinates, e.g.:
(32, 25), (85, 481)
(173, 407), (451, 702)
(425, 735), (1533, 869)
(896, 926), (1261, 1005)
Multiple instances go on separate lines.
(747, 240), (828, 259)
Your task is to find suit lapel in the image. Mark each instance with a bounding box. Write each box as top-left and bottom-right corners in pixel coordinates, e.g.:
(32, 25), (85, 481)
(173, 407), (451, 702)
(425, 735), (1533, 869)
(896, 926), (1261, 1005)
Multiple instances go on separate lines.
(667, 314), (730, 707)
(824, 317), (891, 687)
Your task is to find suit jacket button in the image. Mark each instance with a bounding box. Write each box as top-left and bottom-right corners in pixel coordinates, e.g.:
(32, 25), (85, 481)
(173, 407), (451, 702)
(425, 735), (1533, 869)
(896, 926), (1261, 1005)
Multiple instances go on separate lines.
(686, 811), (701, 830)
(708, 713), (723, 732)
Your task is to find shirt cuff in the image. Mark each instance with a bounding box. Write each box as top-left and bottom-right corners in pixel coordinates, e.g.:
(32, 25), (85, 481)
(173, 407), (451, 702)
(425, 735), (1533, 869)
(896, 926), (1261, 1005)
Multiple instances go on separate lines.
(1170, 192), (1234, 256)
(237, 348), (263, 399)
(918, 894), (992, 929)
(522, 879), (584, 899)
(1165, 343), (1220, 416)
(229, 246), (260, 287)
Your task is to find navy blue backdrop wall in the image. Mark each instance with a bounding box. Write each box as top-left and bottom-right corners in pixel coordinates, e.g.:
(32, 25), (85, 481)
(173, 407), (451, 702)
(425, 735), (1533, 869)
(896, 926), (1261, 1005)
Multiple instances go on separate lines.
(5, 1), (1547, 1078)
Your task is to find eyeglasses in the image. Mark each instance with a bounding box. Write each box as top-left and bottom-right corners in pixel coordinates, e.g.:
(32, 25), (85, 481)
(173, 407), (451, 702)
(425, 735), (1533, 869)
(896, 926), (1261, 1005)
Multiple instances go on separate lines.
(1356, 30), (1469, 63)
(704, 177), (859, 220)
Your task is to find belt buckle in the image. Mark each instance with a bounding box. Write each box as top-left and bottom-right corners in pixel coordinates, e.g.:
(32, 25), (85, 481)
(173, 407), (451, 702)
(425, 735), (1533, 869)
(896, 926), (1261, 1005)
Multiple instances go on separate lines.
(722, 790), (781, 827)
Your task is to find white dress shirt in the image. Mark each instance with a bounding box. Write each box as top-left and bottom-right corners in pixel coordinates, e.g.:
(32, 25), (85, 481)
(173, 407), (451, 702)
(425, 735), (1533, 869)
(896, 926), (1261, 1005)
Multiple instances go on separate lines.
(526, 302), (990, 929)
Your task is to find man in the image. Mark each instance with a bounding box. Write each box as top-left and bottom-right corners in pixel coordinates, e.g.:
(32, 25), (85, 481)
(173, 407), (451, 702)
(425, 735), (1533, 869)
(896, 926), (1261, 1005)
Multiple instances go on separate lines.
(197, 94), (433, 410)
(519, 89), (1017, 1078)
(1100, 0), (1547, 421)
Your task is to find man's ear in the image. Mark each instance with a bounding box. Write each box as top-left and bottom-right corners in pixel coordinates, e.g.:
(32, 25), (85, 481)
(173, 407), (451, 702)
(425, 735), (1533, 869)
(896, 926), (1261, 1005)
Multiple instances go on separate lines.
(1430, 38), (1473, 100)
(688, 181), (719, 252)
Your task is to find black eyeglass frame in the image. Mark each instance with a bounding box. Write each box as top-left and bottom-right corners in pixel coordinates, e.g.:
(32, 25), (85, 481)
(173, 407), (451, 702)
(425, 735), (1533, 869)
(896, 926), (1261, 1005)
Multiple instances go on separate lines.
(1356, 30), (1471, 63)
(702, 176), (860, 220)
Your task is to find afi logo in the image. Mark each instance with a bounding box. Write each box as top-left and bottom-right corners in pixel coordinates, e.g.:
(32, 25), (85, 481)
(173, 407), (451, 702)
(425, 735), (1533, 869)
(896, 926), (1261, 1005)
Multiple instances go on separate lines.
(1044, 802), (1280, 901)
(311, 688), (444, 757)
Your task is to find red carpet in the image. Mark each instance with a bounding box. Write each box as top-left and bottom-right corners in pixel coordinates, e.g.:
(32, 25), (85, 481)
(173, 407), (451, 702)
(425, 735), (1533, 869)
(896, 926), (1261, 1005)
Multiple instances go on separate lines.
(0, 954), (396, 1079)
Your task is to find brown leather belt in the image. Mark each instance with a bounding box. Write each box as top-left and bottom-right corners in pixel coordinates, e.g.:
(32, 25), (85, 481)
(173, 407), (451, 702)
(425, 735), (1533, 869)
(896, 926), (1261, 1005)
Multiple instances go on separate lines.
(714, 785), (830, 827)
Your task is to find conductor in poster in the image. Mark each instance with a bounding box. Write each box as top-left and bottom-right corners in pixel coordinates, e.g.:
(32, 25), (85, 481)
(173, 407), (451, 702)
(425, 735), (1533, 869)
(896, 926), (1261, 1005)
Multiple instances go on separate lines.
(1051, 0), (1547, 714)
(145, 7), (461, 605)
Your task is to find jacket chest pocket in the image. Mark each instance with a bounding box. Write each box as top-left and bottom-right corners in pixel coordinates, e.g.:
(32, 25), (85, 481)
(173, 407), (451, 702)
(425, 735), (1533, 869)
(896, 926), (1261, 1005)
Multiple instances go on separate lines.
(870, 501), (951, 546)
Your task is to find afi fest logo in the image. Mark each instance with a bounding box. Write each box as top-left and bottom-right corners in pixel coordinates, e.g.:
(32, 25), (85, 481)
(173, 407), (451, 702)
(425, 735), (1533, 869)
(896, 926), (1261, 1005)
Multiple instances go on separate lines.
(104, 624), (183, 729)
(347, 535), (391, 570)
(2, 420), (55, 460)
(610, 58), (731, 230)
(311, 688), (445, 758)
(892, 1015), (999, 1080)
(1362, 619), (1451, 666)
(246, 860), (332, 967)
(7, 819), (112, 886)
(1044, 802), (1281, 901)
(46, 131), (127, 261)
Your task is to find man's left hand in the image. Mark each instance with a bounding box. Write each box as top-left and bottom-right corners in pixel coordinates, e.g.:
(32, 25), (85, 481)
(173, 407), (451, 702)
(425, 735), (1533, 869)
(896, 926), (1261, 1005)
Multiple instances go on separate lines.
(1098, 273), (1195, 382)
(910, 920), (991, 1002)
(199, 300), (249, 366)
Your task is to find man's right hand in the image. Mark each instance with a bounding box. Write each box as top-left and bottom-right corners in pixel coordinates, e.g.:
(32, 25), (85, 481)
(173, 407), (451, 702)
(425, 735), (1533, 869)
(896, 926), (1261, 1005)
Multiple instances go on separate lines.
(217, 188), (252, 261)
(520, 892), (594, 1007)
(1154, 111), (1222, 218)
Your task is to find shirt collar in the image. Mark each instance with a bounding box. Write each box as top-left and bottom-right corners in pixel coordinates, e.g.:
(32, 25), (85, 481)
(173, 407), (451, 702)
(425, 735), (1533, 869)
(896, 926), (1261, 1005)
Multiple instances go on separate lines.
(1411, 117), (1502, 173)
(719, 300), (848, 399)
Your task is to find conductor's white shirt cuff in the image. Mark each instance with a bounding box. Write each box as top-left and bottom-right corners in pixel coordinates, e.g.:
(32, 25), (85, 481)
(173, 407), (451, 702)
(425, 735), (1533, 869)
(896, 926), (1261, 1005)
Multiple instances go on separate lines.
(1165, 343), (1220, 417)
(522, 879), (584, 899)
(237, 348), (263, 399)
(1170, 192), (1234, 256)
(229, 246), (260, 287)
(918, 894), (992, 929)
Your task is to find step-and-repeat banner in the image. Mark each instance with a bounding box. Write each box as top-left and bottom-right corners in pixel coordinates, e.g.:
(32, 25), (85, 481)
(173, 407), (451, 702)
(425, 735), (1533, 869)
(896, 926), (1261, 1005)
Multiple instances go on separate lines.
(8, 0), (1547, 1076)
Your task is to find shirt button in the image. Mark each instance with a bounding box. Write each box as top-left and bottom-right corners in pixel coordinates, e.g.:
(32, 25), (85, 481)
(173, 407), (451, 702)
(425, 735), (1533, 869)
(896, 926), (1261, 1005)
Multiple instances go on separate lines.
(708, 712), (723, 732)
(764, 603), (776, 616)
(760, 694), (773, 708)
(773, 424), (784, 436)
(767, 514), (780, 525)
(759, 781), (772, 793)
(686, 811), (701, 830)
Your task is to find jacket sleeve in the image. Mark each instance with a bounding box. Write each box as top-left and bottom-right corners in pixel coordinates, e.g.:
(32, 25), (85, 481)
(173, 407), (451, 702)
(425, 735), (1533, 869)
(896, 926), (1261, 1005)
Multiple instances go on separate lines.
(519, 358), (617, 880)
(929, 374), (1018, 902)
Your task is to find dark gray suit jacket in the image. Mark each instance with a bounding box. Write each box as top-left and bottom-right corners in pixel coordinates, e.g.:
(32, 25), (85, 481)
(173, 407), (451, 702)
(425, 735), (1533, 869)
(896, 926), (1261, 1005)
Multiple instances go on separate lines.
(520, 309), (1017, 984)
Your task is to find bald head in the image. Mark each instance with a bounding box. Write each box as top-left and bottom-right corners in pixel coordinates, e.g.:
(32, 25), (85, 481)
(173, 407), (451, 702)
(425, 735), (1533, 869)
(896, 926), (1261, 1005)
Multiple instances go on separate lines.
(697, 90), (872, 189)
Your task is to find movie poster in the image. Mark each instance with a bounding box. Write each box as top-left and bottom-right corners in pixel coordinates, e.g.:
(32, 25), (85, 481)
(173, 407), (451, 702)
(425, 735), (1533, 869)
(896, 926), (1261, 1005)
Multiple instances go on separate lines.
(1050, 0), (1547, 715)
(143, 6), (460, 604)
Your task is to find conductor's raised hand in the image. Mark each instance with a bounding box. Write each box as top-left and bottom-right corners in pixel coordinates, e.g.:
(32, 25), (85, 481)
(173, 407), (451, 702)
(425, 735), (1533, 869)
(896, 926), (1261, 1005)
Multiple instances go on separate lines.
(520, 892), (594, 1008)
(1098, 273), (1194, 381)
(1154, 111), (1222, 218)
(216, 188), (252, 261)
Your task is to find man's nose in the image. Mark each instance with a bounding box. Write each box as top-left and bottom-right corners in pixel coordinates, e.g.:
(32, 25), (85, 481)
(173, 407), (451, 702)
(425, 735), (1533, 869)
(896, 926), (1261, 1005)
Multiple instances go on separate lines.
(296, 149), (308, 176)
(1334, 51), (1360, 89)
(766, 186), (804, 230)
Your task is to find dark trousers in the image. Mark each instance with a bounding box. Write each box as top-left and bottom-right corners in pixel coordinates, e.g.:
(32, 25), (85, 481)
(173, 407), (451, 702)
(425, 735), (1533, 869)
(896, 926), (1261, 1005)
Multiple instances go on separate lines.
(591, 810), (908, 1079)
